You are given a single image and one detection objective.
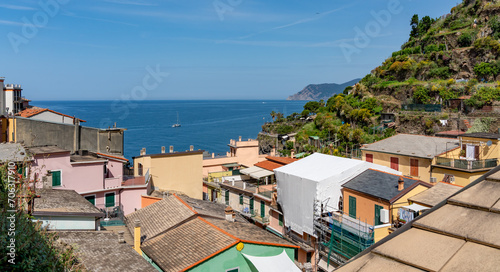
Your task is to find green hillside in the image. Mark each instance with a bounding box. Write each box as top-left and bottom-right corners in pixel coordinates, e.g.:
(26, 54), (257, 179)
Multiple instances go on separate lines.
(260, 0), (500, 157)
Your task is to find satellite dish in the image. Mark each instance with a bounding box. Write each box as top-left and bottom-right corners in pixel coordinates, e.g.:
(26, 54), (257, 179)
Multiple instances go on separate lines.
(487, 140), (492, 146)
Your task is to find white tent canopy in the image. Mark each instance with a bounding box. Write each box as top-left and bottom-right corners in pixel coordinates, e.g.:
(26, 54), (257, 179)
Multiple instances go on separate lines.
(274, 153), (401, 237)
(242, 250), (300, 272)
(240, 166), (274, 179)
(402, 203), (430, 212)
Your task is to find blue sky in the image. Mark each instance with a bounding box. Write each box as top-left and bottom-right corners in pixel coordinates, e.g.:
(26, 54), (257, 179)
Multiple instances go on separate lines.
(1, 0), (458, 100)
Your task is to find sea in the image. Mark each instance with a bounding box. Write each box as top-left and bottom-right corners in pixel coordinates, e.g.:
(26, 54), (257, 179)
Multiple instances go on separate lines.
(32, 100), (307, 161)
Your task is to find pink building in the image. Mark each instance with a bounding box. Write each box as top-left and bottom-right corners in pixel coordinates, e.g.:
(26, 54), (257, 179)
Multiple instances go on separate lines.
(29, 146), (151, 216)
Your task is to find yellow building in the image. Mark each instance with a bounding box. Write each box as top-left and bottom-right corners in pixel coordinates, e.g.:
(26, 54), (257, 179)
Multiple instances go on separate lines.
(342, 169), (432, 241)
(133, 147), (203, 199)
(432, 132), (499, 187)
(361, 134), (459, 183)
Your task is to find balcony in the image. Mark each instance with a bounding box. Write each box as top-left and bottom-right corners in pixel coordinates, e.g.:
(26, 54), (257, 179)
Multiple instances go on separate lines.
(435, 157), (498, 171)
(95, 204), (124, 226)
(104, 177), (122, 188)
(252, 213), (270, 224)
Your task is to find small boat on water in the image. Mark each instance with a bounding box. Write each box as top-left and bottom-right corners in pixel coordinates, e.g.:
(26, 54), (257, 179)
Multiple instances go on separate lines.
(172, 112), (181, 128)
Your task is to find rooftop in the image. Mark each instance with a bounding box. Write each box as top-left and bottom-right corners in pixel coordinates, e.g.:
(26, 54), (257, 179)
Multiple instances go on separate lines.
(28, 145), (70, 155)
(132, 149), (204, 159)
(0, 143), (28, 163)
(70, 155), (107, 164)
(17, 106), (86, 122)
(134, 194), (297, 271)
(337, 166), (500, 272)
(409, 182), (462, 207)
(342, 169), (431, 203)
(254, 156), (298, 171)
(361, 134), (459, 159)
(461, 132), (500, 140)
(33, 189), (103, 217)
(125, 195), (196, 241)
(56, 231), (156, 272)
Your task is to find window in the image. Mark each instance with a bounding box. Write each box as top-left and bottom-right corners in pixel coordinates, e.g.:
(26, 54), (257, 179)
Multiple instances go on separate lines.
(226, 268), (239, 272)
(306, 252), (312, 263)
(349, 196), (356, 218)
(365, 153), (373, 163)
(294, 248), (298, 261)
(250, 198), (254, 214)
(51, 170), (61, 187)
(138, 163), (143, 176)
(279, 213), (283, 226)
(105, 192), (115, 208)
(410, 159), (419, 177)
(239, 194), (243, 205)
(374, 204), (383, 225)
(260, 200), (265, 218)
(85, 195), (96, 205)
(225, 190), (230, 206)
(390, 157), (399, 171)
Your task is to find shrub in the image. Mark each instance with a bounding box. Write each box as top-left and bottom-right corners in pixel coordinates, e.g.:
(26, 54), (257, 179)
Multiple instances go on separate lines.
(428, 67), (451, 79)
(413, 86), (431, 103)
(458, 32), (472, 47)
(465, 87), (500, 108)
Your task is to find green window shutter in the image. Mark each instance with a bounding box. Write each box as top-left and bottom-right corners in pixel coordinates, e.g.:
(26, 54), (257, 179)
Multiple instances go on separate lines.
(239, 194), (243, 205)
(349, 196), (356, 218)
(260, 200), (265, 218)
(225, 190), (230, 205)
(250, 198), (254, 214)
(105, 193), (115, 207)
(279, 213), (283, 226)
(85, 195), (96, 205)
(375, 205), (383, 225)
(52, 171), (61, 187)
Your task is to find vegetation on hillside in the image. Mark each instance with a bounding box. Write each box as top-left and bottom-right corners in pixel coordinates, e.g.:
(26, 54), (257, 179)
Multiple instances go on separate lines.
(262, 0), (500, 157)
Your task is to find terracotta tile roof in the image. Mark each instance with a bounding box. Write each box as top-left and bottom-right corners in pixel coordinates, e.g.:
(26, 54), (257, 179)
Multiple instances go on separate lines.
(137, 195), (298, 271)
(125, 197), (196, 241)
(254, 160), (285, 171)
(95, 152), (129, 162)
(337, 166), (500, 272)
(141, 218), (238, 272)
(205, 217), (296, 247)
(266, 156), (298, 164)
(56, 231), (156, 272)
(17, 106), (86, 122)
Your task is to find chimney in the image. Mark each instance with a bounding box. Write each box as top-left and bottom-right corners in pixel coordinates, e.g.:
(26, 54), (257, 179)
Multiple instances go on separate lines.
(231, 180), (235, 186)
(117, 231), (125, 243)
(239, 136), (242, 142)
(190, 145), (194, 151)
(161, 146), (165, 153)
(398, 177), (404, 191)
(291, 149), (295, 158)
(140, 148), (146, 156)
(134, 220), (141, 254)
(212, 153), (215, 158)
(225, 206), (235, 222)
(243, 182), (246, 190)
(169, 145), (174, 153)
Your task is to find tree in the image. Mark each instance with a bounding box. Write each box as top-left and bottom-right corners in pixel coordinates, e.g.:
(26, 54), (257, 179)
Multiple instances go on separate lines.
(410, 14), (419, 38)
(270, 111), (276, 121)
(303, 101), (322, 113)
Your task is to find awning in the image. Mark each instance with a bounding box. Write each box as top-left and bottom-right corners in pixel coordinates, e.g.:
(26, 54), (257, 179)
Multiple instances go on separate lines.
(240, 166), (274, 179)
(223, 163), (239, 168)
(242, 250), (301, 272)
(402, 203), (430, 212)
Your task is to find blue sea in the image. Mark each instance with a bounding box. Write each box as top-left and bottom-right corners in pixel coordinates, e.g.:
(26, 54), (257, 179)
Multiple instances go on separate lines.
(32, 100), (307, 161)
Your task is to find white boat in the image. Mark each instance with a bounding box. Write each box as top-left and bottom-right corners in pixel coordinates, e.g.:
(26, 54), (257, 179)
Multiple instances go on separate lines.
(172, 112), (181, 128)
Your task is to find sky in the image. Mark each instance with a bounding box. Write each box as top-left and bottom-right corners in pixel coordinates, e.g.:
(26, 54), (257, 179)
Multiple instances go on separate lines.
(1, 0), (459, 100)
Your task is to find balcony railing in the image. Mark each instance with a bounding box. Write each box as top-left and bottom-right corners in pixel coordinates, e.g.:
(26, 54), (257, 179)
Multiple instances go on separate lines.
(104, 177), (121, 188)
(252, 213), (270, 224)
(435, 157), (498, 170)
(95, 204), (124, 226)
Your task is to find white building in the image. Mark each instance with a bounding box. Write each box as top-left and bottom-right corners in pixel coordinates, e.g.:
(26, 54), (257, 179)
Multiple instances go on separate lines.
(0, 77), (26, 115)
(274, 153), (401, 237)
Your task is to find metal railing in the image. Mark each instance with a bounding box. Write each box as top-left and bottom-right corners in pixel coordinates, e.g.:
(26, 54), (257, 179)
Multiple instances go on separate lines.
(95, 203), (124, 226)
(435, 157), (498, 170)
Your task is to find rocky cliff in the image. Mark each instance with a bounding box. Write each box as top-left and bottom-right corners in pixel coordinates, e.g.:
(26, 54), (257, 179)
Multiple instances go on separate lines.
(287, 79), (360, 101)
